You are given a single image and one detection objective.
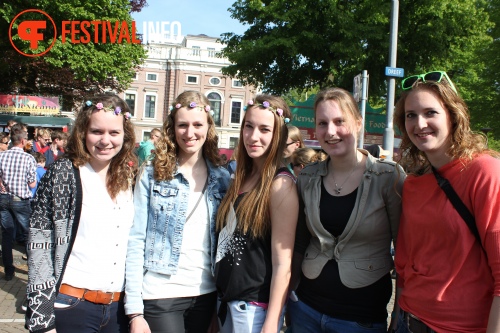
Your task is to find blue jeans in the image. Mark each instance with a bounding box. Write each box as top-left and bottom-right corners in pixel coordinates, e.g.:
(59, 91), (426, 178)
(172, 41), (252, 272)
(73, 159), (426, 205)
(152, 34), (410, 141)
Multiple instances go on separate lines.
(54, 293), (127, 333)
(288, 298), (387, 333)
(217, 299), (284, 333)
(0, 194), (31, 275)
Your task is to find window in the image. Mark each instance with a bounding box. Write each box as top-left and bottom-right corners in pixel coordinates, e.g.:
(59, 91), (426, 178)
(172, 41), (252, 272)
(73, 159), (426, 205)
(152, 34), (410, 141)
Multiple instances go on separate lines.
(210, 77), (221, 86)
(145, 95), (156, 118)
(186, 75), (198, 84)
(192, 46), (200, 56)
(131, 72), (138, 80)
(207, 92), (222, 126)
(229, 137), (239, 149)
(146, 73), (158, 82)
(125, 93), (136, 116)
(230, 101), (242, 124)
(232, 79), (243, 88)
(143, 131), (153, 141)
(208, 47), (216, 57)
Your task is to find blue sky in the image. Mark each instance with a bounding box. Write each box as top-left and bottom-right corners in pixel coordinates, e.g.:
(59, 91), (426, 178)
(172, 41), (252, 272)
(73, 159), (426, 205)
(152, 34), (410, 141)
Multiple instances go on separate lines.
(132, 0), (247, 39)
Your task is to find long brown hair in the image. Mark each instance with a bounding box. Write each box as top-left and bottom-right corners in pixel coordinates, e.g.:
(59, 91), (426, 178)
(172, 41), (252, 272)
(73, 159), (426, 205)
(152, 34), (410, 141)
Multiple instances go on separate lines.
(216, 94), (291, 238)
(65, 94), (137, 198)
(152, 90), (220, 181)
(394, 81), (499, 174)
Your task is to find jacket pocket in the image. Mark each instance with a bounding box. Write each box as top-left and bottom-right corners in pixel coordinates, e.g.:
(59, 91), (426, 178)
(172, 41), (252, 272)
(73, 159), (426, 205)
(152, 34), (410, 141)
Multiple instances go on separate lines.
(152, 184), (178, 211)
(338, 257), (391, 288)
(302, 245), (329, 280)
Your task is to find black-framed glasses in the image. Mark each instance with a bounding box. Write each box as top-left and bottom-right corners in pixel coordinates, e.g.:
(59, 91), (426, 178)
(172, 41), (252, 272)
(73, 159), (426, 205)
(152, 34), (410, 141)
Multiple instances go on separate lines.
(286, 141), (296, 147)
(401, 71), (457, 93)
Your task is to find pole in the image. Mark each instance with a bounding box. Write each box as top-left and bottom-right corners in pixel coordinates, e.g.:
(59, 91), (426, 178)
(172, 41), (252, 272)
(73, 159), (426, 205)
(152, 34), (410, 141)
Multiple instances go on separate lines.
(358, 70), (369, 149)
(383, 0), (399, 161)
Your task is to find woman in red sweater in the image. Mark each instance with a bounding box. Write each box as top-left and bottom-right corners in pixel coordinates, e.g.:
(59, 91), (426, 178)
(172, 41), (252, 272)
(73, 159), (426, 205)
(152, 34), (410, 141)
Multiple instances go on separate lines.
(392, 71), (500, 333)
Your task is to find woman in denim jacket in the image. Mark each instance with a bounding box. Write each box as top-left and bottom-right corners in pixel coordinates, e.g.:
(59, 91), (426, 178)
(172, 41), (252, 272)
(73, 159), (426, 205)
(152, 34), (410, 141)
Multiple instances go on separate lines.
(125, 91), (230, 333)
(289, 88), (405, 333)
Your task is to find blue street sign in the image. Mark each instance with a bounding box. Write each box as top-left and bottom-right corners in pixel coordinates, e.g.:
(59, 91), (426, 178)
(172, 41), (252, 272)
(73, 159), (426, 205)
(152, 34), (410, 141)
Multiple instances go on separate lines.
(385, 67), (404, 78)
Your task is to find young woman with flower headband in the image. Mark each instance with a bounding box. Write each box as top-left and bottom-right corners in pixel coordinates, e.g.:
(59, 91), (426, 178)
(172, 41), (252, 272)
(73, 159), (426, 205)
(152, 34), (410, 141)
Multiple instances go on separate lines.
(288, 87), (405, 333)
(25, 94), (137, 333)
(125, 90), (230, 333)
(215, 94), (298, 333)
(392, 72), (500, 333)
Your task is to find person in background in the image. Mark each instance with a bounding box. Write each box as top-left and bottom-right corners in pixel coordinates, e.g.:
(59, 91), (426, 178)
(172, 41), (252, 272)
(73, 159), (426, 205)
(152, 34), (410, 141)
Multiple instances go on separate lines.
(220, 154), (228, 166)
(26, 94), (137, 333)
(283, 125), (305, 175)
(290, 147), (327, 177)
(126, 91), (230, 333)
(0, 133), (9, 152)
(215, 95), (298, 333)
(226, 144), (238, 178)
(30, 152), (46, 198)
(0, 124), (37, 281)
(43, 130), (67, 167)
(393, 71), (500, 332)
(32, 128), (51, 154)
(289, 87), (405, 333)
(137, 127), (161, 166)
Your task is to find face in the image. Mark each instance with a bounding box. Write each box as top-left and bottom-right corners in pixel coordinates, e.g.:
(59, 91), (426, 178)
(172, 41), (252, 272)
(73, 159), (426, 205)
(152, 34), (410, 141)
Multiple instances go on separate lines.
(38, 135), (51, 147)
(174, 107), (209, 158)
(404, 89), (452, 161)
(85, 110), (125, 169)
(315, 100), (360, 158)
(242, 106), (275, 163)
(0, 138), (8, 151)
(151, 131), (161, 143)
(292, 162), (303, 177)
(54, 138), (65, 149)
(283, 137), (300, 158)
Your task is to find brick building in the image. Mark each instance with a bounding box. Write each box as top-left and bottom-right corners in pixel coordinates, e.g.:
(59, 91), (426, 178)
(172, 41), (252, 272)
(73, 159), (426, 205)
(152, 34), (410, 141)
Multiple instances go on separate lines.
(122, 34), (257, 152)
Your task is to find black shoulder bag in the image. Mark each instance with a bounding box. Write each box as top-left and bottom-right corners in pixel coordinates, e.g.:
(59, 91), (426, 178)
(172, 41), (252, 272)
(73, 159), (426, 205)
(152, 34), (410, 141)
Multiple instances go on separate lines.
(431, 166), (483, 248)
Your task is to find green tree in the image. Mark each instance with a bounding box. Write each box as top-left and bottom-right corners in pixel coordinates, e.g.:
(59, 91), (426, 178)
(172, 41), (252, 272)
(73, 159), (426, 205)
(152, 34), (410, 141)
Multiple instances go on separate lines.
(0, 0), (146, 109)
(221, 0), (491, 104)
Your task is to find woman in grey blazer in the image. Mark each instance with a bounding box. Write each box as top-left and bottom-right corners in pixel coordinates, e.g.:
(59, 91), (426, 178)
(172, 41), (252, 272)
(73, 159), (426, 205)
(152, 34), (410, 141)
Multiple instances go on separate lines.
(289, 87), (405, 333)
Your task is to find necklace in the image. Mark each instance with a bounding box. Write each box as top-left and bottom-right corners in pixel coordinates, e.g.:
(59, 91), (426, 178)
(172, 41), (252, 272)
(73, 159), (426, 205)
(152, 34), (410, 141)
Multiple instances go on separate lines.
(332, 158), (359, 195)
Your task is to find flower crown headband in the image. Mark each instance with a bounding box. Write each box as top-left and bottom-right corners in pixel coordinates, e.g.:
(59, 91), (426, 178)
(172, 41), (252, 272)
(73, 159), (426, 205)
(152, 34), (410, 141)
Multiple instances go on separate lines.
(244, 100), (290, 124)
(170, 101), (215, 117)
(85, 100), (131, 120)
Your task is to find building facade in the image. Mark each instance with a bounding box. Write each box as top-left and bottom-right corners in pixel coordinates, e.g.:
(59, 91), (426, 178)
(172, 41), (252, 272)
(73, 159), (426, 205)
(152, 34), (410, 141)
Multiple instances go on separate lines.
(123, 34), (257, 151)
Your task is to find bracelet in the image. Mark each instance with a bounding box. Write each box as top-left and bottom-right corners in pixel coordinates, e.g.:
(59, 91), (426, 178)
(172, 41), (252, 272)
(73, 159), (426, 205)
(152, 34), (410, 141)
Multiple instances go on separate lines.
(128, 314), (143, 324)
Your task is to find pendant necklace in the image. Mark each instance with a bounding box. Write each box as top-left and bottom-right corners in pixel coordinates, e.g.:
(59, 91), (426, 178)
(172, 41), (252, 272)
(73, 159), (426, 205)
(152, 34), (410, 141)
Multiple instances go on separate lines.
(332, 157), (359, 195)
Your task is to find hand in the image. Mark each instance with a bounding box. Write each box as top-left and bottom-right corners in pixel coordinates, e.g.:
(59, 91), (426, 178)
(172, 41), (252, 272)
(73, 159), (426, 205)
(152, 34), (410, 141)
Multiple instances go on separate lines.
(260, 321), (279, 333)
(129, 316), (151, 333)
(46, 329), (56, 333)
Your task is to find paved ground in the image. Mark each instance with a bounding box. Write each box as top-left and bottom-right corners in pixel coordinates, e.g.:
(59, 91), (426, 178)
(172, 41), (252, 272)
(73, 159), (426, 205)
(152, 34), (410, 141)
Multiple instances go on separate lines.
(0, 243), (28, 333)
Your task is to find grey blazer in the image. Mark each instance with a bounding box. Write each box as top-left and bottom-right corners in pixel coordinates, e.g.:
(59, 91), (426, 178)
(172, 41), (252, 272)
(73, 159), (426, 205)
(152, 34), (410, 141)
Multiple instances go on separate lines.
(297, 149), (405, 288)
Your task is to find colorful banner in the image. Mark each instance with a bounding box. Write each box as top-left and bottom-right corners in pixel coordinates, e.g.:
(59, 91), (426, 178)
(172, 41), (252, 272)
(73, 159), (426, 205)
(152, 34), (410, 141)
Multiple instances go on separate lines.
(0, 94), (60, 115)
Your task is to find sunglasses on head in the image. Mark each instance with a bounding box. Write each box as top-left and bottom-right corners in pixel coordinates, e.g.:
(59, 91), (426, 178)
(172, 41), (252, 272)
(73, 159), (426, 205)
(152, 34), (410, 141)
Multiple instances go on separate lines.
(401, 71), (457, 94)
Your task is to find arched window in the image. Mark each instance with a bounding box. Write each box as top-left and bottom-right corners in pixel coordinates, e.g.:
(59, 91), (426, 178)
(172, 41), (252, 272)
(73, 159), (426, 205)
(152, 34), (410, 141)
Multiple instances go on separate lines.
(207, 92), (221, 126)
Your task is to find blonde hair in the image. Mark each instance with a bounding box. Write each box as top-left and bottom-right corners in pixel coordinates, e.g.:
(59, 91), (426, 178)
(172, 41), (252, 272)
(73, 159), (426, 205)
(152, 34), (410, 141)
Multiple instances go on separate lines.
(152, 91), (220, 181)
(65, 94), (137, 198)
(216, 94), (291, 238)
(291, 148), (326, 166)
(287, 126), (305, 148)
(394, 81), (499, 174)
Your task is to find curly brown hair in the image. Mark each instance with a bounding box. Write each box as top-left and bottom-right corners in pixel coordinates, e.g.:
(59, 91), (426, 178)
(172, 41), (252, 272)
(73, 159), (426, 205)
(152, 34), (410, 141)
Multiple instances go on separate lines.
(394, 81), (499, 174)
(153, 91), (220, 181)
(216, 94), (291, 239)
(65, 94), (137, 198)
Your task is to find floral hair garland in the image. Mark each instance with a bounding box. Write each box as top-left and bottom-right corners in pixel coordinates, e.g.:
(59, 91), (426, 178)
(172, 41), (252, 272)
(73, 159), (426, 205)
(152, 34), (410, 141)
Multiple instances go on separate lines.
(244, 100), (290, 124)
(170, 101), (215, 117)
(85, 100), (131, 120)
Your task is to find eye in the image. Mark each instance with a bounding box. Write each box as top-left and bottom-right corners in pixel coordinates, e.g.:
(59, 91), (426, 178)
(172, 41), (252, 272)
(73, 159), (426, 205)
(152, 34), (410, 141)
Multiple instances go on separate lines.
(335, 119), (344, 126)
(261, 127), (271, 133)
(426, 110), (438, 116)
(405, 113), (415, 119)
(245, 124), (253, 129)
(317, 121), (327, 126)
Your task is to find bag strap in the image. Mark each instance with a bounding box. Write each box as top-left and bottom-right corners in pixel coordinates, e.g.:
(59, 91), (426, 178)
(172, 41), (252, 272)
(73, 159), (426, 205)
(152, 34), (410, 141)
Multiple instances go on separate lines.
(431, 166), (482, 247)
(185, 179), (208, 223)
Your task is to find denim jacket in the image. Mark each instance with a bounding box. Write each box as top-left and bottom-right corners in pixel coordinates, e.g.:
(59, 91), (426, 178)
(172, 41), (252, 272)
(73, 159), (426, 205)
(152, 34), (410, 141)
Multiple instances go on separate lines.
(125, 159), (230, 314)
(297, 150), (406, 288)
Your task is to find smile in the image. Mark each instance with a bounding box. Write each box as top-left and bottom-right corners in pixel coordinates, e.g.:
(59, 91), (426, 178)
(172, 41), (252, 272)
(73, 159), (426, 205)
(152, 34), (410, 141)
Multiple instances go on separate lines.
(325, 139), (342, 144)
(415, 132), (433, 138)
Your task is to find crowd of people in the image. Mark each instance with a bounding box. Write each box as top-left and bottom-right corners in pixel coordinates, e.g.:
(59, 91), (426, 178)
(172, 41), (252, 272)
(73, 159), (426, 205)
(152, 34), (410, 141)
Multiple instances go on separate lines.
(0, 71), (495, 333)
